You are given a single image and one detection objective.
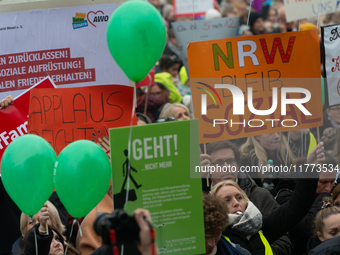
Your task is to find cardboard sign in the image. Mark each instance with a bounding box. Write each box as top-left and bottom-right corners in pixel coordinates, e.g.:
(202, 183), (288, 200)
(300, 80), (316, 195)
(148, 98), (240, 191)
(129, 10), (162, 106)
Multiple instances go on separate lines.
(0, 4), (128, 100)
(188, 30), (323, 143)
(110, 120), (205, 255)
(28, 85), (136, 155)
(173, 0), (213, 17)
(322, 23), (340, 107)
(0, 77), (56, 173)
(172, 17), (239, 75)
(284, 0), (340, 22)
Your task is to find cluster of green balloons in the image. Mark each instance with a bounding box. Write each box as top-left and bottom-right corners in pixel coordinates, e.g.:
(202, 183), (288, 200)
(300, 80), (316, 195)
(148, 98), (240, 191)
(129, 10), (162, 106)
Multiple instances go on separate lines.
(106, 0), (166, 83)
(1, 135), (111, 218)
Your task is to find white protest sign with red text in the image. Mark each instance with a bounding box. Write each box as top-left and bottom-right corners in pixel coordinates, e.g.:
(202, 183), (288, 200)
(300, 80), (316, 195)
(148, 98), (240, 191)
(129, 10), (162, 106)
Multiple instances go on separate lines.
(0, 4), (128, 100)
(0, 77), (56, 174)
(284, 0), (340, 22)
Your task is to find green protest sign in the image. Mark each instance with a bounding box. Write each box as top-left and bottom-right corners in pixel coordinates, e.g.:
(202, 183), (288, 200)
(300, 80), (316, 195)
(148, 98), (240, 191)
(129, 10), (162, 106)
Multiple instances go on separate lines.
(110, 119), (205, 254)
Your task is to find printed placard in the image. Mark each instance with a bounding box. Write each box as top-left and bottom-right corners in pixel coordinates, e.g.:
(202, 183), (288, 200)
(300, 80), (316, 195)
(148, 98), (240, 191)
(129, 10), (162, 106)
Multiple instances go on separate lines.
(110, 120), (205, 255)
(0, 4), (128, 100)
(0, 76), (56, 173)
(188, 30), (323, 143)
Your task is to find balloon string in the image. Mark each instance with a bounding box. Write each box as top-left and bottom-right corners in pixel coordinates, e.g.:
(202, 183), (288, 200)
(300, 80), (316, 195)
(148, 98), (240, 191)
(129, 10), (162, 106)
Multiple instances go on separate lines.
(125, 83), (136, 206)
(78, 219), (83, 237)
(34, 229), (38, 255)
(65, 219), (77, 255)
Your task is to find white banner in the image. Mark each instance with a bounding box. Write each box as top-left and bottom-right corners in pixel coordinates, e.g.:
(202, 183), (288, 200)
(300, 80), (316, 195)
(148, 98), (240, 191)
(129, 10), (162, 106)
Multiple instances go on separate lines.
(322, 23), (340, 107)
(173, 0), (213, 17)
(172, 17), (239, 75)
(0, 4), (128, 100)
(284, 0), (340, 22)
(0, 0), (126, 13)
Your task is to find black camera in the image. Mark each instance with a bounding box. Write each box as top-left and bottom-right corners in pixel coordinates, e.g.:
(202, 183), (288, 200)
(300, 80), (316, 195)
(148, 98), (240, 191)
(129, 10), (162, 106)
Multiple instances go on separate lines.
(93, 209), (140, 244)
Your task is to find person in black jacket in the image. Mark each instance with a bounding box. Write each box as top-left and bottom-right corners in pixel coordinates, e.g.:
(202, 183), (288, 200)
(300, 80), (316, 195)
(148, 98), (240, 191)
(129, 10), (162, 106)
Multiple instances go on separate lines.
(210, 142), (324, 255)
(275, 152), (337, 255)
(306, 199), (340, 254)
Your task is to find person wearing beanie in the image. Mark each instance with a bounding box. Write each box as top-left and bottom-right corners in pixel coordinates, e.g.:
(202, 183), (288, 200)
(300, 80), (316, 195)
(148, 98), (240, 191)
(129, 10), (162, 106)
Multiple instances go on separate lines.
(248, 12), (265, 35)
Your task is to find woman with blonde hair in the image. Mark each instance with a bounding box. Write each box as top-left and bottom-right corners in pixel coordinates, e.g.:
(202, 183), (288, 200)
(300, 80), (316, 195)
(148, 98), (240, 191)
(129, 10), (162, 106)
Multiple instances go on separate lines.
(158, 102), (190, 121)
(305, 198), (340, 254)
(240, 133), (296, 187)
(210, 143), (324, 255)
(12, 201), (65, 255)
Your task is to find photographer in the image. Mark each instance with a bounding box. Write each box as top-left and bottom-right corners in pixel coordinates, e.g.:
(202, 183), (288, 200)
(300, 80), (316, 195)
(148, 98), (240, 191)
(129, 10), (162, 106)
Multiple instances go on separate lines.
(92, 208), (160, 255)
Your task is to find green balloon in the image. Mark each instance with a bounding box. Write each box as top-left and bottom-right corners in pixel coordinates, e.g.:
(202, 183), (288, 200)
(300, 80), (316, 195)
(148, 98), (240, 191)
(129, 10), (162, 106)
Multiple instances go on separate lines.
(54, 140), (111, 218)
(107, 0), (166, 82)
(1, 134), (56, 216)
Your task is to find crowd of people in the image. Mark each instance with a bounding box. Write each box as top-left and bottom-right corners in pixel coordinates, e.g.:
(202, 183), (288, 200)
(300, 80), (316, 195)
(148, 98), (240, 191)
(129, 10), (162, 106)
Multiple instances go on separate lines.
(2, 0), (340, 254)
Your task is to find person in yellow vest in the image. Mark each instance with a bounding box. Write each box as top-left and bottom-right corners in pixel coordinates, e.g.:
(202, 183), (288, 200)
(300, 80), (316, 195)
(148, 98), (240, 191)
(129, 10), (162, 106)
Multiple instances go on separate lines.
(210, 143), (325, 255)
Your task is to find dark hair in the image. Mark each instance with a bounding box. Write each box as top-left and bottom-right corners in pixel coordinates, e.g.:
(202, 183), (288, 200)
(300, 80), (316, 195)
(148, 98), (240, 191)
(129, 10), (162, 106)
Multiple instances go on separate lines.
(206, 141), (241, 167)
(159, 54), (181, 70)
(203, 193), (229, 235)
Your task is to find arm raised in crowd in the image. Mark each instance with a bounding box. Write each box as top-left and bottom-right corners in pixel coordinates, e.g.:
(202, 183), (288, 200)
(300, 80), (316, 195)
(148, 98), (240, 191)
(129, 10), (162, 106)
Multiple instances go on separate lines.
(262, 142), (325, 243)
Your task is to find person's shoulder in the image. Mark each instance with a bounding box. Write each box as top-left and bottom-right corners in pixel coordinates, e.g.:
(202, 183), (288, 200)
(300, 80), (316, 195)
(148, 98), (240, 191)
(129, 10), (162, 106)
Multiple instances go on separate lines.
(307, 235), (340, 255)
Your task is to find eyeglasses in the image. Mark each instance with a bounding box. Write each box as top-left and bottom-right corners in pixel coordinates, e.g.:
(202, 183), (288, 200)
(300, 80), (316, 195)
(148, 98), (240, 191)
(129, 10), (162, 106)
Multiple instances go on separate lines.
(211, 158), (237, 167)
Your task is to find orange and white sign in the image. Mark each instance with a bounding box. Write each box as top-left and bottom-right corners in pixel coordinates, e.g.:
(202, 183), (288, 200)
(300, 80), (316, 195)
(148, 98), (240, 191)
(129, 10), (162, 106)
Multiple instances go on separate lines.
(188, 29), (323, 143)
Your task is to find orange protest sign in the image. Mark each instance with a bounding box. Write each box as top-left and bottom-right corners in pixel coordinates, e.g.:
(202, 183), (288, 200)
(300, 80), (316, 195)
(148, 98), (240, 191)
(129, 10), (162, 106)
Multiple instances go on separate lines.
(28, 85), (136, 155)
(188, 29), (323, 143)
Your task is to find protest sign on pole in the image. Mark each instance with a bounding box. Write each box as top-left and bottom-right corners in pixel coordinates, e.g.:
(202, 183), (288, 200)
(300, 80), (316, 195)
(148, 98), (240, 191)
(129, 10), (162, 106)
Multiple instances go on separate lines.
(172, 17), (239, 75)
(322, 23), (340, 107)
(0, 4), (128, 100)
(283, 0), (340, 22)
(110, 119), (205, 255)
(173, 0), (213, 17)
(0, 76), (56, 174)
(188, 29), (323, 143)
(27, 85), (136, 155)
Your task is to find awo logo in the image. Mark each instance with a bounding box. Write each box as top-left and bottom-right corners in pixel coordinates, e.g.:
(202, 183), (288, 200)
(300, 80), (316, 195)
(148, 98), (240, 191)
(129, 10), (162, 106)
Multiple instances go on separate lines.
(87, 11), (109, 27)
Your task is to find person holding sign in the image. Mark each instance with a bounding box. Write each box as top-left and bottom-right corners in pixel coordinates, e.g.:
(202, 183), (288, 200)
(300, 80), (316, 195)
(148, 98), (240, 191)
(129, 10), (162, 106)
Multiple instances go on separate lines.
(210, 143), (325, 255)
(0, 95), (13, 108)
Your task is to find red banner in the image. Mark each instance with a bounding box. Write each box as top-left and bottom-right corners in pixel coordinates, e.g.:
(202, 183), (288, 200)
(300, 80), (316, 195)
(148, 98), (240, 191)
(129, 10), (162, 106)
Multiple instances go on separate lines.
(0, 77), (56, 173)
